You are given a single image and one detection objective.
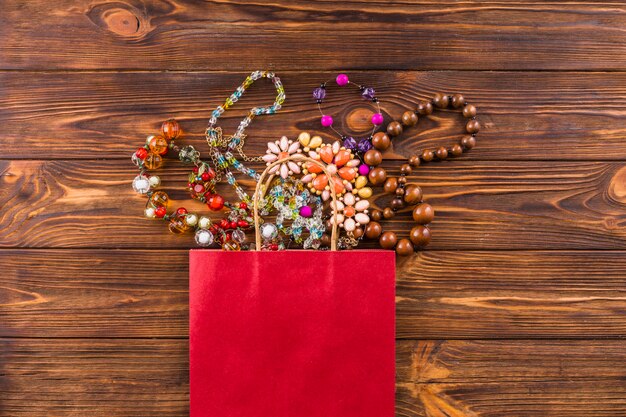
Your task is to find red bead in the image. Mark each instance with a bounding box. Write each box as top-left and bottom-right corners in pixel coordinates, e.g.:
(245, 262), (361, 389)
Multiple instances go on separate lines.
(230, 221), (237, 229)
(270, 244), (279, 251)
(176, 207), (188, 216)
(193, 166), (199, 173)
(135, 148), (148, 159)
(239, 202), (248, 210)
(201, 172), (211, 182)
(238, 220), (249, 228)
(208, 194), (225, 211)
(154, 207), (167, 218)
(219, 219), (230, 229)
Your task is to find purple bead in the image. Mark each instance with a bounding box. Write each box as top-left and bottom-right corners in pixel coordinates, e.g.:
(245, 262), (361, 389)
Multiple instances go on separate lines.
(357, 139), (373, 153)
(313, 87), (326, 101)
(336, 73), (349, 86)
(371, 113), (384, 125)
(299, 205), (313, 218)
(358, 164), (370, 176)
(321, 115), (333, 127)
(362, 87), (376, 100)
(343, 136), (357, 150)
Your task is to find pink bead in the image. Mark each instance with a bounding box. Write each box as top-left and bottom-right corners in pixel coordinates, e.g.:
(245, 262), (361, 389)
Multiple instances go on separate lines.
(358, 164), (370, 176)
(371, 113), (384, 125)
(336, 73), (349, 86)
(321, 115), (333, 127)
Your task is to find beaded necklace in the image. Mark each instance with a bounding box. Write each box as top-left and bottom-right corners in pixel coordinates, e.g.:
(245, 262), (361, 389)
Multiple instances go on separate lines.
(205, 71), (285, 202)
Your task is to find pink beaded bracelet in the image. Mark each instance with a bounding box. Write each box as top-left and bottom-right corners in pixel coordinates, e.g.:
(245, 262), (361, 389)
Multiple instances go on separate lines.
(313, 73), (383, 154)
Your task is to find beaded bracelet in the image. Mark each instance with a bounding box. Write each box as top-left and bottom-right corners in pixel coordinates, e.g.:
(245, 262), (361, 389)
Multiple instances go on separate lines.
(132, 119), (253, 249)
(314, 73), (383, 154)
(205, 70), (285, 202)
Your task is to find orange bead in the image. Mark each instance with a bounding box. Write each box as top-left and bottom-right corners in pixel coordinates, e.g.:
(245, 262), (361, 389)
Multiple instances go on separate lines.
(148, 135), (169, 155)
(144, 152), (164, 170)
(161, 119), (181, 140)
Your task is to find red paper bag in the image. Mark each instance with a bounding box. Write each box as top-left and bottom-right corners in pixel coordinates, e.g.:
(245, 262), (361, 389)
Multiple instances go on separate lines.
(190, 249), (395, 417)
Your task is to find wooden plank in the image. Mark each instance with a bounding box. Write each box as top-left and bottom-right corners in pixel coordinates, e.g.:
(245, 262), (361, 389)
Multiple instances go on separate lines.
(2, 1), (626, 70)
(2, 159), (626, 250)
(2, 71), (626, 160)
(2, 249), (626, 338)
(1, 338), (625, 416)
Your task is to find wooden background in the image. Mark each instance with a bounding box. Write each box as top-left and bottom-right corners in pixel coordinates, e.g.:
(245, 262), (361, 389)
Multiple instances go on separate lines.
(2, 1), (626, 416)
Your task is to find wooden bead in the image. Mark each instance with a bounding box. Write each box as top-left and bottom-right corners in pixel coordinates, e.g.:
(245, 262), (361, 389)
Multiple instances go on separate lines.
(466, 119), (481, 133)
(395, 187), (405, 196)
(395, 239), (414, 256)
(383, 177), (398, 194)
(320, 233), (331, 247)
(390, 197), (405, 211)
(365, 222), (382, 239)
(400, 163), (412, 175)
(421, 149), (434, 162)
(408, 155), (421, 167)
(383, 207), (395, 219)
(463, 104), (477, 118)
(379, 231), (398, 249)
(451, 94), (465, 108)
(368, 167), (387, 185)
(353, 227), (364, 239)
(386, 121), (403, 137)
(450, 143), (463, 156)
(404, 185), (423, 204)
(371, 132), (391, 151)
(409, 225), (431, 247)
(433, 93), (449, 108)
(412, 203), (435, 224)
(370, 209), (383, 222)
(397, 176), (407, 185)
(436, 147), (448, 160)
(401, 111), (418, 127)
(461, 135), (476, 150)
(363, 149), (383, 166)
(416, 101), (433, 115)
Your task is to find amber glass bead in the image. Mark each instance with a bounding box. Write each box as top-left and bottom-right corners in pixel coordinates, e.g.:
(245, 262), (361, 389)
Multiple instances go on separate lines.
(416, 101), (433, 115)
(413, 203), (435, 224)
(144, 152), (164, 170)
(401, 111), (418, 127)
(363, 149), (383, 166)
(368, 167), (387, 185)
(379, 231), (398, 249)
(386, 121), (403, 137)
(463, 104), (477, 118)
(395, 239), (414, 256)
(383, 177), (398, 194)
(161, 119), (181, 140)
(436, 147), (448, 160)
(450, 144), (464, 157)
(404, 185), (423, 205)
(371, 132), (391, 151)
(433, 93), (449, 108)
(168, 214), (191, 234)
(410, 225), (431, 247)
(149, 191), (169, 208)
(461, 135), (476, 150)
(148, 135), (169, 155)
(421, 149), (434, 162)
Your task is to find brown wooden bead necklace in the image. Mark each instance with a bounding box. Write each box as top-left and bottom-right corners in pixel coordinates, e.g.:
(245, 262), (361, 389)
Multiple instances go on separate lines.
(361, 93), (480, 255)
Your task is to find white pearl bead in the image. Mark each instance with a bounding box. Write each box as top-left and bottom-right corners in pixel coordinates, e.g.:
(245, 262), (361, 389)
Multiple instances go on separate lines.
(144, 207), (156, 218)
(149, 175), (161, 187)
(198, 216), (211, 229)
(344, 218), (356, 232)
(185, 214), (198, 226)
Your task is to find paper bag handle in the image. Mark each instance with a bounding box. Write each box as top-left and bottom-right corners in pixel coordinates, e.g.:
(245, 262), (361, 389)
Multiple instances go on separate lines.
(253, 154), (339, 251)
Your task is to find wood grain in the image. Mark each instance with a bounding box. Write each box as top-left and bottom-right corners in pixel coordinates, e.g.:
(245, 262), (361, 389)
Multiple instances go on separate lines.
(1, 338), (625, 416)
(3, 71), (626, 160)
(2, 1), (626, 70)
(2, 249), (626, 339)
(2, 159), (626, 249)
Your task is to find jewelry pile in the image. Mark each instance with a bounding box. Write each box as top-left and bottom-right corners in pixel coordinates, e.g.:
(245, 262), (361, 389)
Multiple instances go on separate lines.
(131, 72), (479, 255)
